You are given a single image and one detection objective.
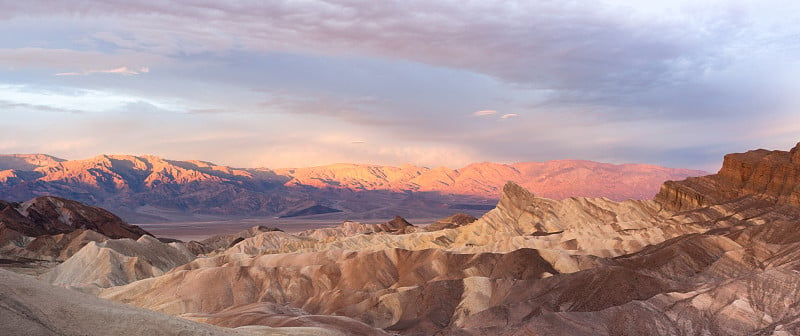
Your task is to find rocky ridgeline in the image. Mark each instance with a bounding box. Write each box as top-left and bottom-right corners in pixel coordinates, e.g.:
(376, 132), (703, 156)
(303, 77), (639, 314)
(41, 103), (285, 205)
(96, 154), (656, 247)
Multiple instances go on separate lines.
(656, 142), (800, 211)
(0, 196), (149, 239)
(0, 154), (706, 221)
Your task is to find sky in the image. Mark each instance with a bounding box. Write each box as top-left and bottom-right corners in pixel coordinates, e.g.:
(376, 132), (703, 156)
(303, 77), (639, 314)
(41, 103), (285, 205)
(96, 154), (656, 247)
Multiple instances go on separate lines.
(1, 1), (799, 171)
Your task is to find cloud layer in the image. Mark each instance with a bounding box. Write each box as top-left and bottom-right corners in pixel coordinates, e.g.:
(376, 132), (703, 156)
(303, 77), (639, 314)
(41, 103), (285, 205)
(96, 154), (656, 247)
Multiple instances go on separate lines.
(1, 1), (798, 170)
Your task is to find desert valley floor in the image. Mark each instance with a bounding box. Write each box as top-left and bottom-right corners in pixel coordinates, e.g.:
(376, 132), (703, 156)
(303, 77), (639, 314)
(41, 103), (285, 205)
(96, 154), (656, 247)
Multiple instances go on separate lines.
(4, 143), (800, 335)
(136, 218), (445, 242)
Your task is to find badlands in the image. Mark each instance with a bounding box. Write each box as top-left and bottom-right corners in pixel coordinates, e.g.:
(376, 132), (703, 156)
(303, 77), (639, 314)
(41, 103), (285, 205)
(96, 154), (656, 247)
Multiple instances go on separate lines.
(3, 143), (800, 335)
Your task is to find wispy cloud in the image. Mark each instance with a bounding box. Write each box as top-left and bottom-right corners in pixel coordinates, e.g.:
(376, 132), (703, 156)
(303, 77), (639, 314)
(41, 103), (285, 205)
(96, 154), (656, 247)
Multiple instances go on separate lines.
(55, 66), (150, 76)
(500, 113), (518, 119)
(472, 110), (497, 117)
(53, 72), (83, 76)
(0, 100), (85, 114)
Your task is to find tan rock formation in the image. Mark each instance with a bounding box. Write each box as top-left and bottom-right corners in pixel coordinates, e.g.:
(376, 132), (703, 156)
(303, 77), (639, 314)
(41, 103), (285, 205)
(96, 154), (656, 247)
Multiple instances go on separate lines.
(0, 267), (365, 336)
(40, 235), (195, 290)
(196, 225), (284, 253)
(100, 248), (558, 333)
(0, 268), (256, 336)
(23, 229), (109, 261)
(185, 302), (389, 336)
(299, 216), (417, 241)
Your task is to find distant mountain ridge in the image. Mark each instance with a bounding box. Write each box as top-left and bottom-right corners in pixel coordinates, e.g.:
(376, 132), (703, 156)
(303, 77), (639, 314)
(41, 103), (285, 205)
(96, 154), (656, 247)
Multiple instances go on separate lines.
(278, 160), (706, 199)
(0, 154), (707, 222)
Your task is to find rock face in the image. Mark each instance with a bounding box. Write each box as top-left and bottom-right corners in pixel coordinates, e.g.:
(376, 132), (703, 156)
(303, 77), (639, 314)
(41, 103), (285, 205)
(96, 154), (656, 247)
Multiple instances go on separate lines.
(656, 142), (800, 211)
(0, 196), (150, 239)
(0, 154), (706, 221)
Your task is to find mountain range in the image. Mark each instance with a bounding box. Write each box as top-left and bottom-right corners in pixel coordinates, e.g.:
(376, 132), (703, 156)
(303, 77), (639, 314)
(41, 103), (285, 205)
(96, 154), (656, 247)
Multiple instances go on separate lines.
(2, 142), (800, 335)
(0, 154), (705, 222)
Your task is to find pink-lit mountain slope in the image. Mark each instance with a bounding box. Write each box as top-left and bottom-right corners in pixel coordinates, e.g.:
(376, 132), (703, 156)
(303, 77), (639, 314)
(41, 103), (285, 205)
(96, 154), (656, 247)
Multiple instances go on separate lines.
(0, 154), (706, 221)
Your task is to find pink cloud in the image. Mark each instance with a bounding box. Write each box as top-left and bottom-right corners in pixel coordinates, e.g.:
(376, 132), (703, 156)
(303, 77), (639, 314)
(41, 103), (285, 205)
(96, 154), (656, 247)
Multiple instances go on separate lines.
(500, 113), (519, 119)
(54, 66), (150, 76)
(472, 110), (497, 117)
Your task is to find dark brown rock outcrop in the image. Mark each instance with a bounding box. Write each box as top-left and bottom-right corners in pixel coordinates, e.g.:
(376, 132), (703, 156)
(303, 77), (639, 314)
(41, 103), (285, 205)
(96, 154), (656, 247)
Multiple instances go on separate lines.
(0, 196), (150, 239)
(425, 213), (478, 231)
(656, 142), (800, 211)
(377, 215), (415, 234)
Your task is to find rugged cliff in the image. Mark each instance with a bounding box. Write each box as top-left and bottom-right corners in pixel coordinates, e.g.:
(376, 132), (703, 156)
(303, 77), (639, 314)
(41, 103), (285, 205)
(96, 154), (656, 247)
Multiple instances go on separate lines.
(656, 142), (800, 211)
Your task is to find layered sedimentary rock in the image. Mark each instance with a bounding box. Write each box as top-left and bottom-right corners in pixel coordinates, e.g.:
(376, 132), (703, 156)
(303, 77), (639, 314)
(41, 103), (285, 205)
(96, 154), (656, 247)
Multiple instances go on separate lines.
(656, 142), (800, 211)
(464, 213), (800, 336)
(40, 235), (195, 290)
(101, 248), (558, 334)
